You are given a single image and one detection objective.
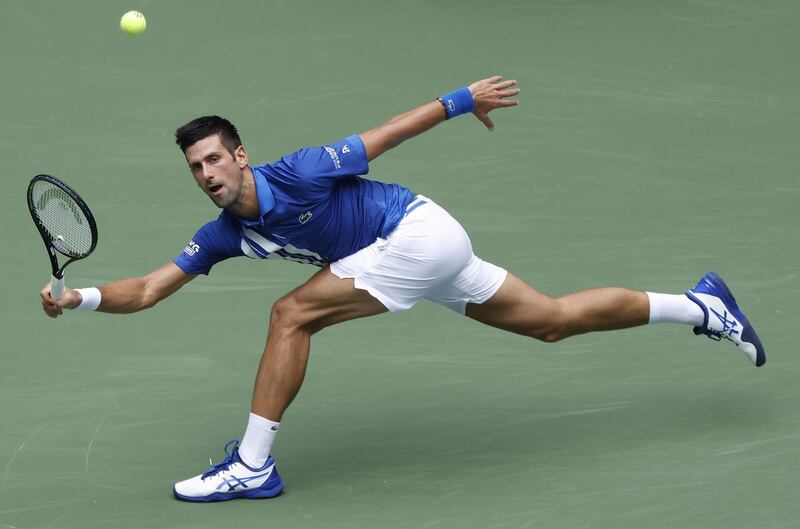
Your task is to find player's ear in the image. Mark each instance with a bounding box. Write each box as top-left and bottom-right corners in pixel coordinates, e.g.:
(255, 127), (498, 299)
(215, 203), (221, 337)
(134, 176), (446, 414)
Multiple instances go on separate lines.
(234, 145), (248, 168)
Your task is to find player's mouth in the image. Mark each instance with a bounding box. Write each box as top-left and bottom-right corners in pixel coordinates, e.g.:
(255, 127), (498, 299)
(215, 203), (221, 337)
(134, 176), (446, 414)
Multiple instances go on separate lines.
(208, 184), (224, 195)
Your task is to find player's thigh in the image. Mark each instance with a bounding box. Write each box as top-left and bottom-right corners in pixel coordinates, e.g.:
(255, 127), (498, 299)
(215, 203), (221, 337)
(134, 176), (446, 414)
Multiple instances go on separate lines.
(278, 265), (388, 332)
(464, 272), (561, 337)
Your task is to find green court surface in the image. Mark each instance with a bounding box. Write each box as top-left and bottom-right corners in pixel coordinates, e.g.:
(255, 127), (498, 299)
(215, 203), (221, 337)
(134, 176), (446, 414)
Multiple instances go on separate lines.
(2, 1), (799, 528)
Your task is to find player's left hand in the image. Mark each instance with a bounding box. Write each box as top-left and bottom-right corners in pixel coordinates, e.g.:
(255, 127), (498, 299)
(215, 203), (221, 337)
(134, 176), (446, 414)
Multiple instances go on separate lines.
(468, 76), (520, 131)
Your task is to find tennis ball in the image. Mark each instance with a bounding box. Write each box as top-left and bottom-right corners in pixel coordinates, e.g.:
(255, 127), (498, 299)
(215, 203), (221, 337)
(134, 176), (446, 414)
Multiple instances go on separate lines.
(120, 11), (146, 35)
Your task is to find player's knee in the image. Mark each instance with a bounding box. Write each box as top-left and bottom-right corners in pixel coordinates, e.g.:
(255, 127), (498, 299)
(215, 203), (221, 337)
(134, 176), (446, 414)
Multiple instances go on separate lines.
(529, 300), (571, 343)
(269, 295), (307, 332)
(530, 325), (568, 343)
(537, 328), (568, 343)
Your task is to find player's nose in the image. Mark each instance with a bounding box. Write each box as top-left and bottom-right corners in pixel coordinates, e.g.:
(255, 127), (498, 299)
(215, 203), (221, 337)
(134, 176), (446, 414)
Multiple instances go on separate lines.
(200, 164), (215, 181)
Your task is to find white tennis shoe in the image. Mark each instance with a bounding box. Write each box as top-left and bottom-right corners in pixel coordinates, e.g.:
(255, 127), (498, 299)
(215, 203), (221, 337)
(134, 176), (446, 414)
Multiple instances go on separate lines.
(685, 272), (766, 367)
(173, 440), (284, 502)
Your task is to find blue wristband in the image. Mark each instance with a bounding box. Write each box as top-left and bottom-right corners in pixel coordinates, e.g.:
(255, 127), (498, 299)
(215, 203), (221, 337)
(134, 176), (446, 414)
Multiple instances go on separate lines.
(438, 87), (474, 119)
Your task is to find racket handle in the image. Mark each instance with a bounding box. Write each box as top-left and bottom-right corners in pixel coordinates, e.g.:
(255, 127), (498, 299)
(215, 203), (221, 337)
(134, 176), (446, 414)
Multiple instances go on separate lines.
(51, 274), (65, 300)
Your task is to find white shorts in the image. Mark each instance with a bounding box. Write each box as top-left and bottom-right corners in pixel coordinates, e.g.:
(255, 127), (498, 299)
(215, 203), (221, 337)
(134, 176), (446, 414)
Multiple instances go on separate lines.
(330, 196), (507, 314)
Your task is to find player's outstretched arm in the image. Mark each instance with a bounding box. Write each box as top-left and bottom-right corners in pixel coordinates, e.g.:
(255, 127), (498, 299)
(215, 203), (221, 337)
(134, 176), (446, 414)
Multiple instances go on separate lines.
(359, 75), (519, 161)
(39, 262), (196, 318)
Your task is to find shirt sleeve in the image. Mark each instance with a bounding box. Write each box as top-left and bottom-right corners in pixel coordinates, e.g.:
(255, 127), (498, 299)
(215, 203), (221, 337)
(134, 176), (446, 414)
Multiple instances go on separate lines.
(173, 217), (242, 276)
(281, 134), (369, 191)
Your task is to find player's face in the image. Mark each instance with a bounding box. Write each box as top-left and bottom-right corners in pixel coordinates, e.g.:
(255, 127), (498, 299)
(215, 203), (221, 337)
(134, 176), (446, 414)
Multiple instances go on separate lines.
(185, 135), (248, 209)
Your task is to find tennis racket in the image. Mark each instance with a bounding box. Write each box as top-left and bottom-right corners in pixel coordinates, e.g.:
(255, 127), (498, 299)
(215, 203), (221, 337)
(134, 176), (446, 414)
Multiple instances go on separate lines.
(27, 174), (98, 300)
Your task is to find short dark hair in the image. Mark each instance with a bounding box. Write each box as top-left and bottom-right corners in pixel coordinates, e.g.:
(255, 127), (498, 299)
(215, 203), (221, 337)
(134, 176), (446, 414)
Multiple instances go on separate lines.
(175, 115), (242, 154)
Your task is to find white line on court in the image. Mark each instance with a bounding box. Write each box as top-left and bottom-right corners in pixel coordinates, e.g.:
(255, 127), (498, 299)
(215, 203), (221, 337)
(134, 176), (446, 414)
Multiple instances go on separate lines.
(84, 420), (105, 473)
(1, 422), (49, 481)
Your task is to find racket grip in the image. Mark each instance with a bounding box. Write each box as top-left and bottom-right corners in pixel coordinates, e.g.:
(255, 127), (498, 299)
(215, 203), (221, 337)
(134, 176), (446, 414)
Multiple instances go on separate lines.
(51, 274), (65, 300)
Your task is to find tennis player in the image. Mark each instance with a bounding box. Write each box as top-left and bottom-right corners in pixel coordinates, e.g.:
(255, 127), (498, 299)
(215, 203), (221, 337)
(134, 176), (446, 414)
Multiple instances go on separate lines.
(39, 75), (765, 502)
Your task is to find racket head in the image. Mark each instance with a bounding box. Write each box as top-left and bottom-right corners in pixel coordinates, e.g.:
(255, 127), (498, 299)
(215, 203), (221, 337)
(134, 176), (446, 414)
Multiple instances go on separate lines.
(27, 174), (98, 262)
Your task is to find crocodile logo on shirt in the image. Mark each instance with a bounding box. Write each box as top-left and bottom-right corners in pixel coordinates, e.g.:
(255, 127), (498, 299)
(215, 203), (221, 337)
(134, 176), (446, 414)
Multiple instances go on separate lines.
(299, 211), (312, 224)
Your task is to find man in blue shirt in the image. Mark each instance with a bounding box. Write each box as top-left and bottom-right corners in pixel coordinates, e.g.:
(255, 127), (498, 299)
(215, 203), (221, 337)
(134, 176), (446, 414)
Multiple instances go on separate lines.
(172, 131), (415, 272)
(40, 75), (764, 502)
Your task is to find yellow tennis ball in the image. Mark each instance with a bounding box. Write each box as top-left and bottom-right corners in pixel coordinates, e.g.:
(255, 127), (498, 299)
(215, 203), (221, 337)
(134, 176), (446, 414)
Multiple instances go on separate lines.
(120, 11), (146, 35)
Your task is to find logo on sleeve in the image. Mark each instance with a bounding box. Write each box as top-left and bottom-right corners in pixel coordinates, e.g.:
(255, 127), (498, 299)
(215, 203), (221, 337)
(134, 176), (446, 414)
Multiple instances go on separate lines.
(299, 211), (313, 224)
(342, 145), (350, 154)
(184, 240), (200, 256)
(324, 146), (342, 169)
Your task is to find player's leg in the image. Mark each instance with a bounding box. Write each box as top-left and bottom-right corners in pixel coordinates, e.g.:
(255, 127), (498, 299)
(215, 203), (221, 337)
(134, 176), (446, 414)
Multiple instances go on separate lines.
(464, 272), (651, 342)
(174, 267), (387, 502)
(175, 196), (468, 502)
(463, 269), (765, 365)
(251, 265), (388, 423)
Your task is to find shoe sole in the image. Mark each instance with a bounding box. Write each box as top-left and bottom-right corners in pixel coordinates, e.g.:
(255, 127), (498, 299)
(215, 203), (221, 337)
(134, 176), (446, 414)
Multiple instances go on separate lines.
(173, 482), (284, 503)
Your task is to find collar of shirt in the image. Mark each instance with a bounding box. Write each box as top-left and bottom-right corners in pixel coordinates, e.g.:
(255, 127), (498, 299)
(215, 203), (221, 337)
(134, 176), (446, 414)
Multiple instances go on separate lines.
(234, 168), (275, 227)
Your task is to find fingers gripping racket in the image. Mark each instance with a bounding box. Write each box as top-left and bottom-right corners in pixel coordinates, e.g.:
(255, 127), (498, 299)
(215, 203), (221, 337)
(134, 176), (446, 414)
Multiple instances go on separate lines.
(27, 175), (98, 299)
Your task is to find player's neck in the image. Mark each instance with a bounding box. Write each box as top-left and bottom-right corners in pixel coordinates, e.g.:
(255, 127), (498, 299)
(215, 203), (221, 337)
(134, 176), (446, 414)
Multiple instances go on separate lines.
(227, 167), (260, 221)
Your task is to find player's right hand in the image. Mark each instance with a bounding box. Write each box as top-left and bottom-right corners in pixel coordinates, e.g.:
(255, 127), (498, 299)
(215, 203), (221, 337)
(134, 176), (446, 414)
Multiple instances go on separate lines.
(40, 283), (82, 318)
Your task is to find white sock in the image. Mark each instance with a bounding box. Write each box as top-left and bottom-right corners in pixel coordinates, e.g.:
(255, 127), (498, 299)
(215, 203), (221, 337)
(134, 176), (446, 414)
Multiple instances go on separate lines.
(646, 292), (704, 326)
(238, 413), (280, 469)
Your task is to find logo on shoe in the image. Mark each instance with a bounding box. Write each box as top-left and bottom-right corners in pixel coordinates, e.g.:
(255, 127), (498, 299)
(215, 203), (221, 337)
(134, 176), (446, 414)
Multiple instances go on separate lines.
(709, 307), (739, 338)
(216, 466), (275, 492)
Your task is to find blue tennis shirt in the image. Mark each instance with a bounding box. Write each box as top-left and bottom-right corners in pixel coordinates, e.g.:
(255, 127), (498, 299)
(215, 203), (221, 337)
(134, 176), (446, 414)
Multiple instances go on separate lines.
(174, 134), (415, 275)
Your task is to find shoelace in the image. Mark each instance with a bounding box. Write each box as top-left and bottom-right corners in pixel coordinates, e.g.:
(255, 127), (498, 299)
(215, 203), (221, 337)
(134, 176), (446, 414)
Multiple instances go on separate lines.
(201, 439), (240, 480)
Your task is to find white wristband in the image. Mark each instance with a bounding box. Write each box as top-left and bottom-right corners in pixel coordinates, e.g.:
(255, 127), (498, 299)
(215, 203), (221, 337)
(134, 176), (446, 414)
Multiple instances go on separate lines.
(74, 287), (102, 311)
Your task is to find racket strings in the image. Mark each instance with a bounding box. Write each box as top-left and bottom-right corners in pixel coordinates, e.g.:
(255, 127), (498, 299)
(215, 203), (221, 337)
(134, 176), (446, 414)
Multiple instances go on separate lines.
(30, 180), (93, 257)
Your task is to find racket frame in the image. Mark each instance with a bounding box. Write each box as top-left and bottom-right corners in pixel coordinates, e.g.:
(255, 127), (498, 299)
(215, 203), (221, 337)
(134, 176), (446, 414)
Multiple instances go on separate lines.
(27, 174), (98, 299)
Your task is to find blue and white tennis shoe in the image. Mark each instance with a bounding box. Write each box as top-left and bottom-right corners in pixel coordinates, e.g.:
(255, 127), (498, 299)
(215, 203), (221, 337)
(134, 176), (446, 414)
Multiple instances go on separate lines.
(173, 440), (284, 502)
(685, 272), (765, 367)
